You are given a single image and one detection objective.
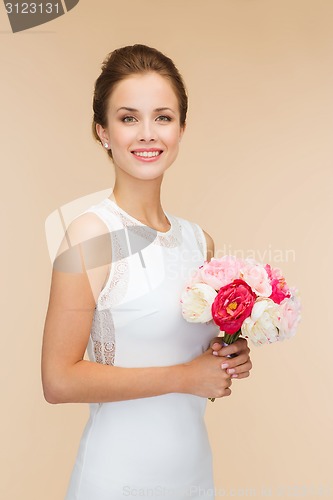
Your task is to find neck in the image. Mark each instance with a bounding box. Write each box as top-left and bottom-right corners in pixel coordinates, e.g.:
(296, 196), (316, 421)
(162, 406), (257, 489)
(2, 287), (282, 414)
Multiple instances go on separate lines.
(110, 171), (168, 227)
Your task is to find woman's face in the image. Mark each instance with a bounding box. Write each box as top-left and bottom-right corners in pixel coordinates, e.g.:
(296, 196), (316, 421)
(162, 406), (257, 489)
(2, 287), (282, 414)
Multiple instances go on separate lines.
(98, 72), (186, 180)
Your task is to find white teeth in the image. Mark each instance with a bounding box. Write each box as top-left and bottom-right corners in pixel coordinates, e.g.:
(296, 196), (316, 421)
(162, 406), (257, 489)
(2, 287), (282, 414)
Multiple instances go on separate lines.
(133, 151), (161, 158)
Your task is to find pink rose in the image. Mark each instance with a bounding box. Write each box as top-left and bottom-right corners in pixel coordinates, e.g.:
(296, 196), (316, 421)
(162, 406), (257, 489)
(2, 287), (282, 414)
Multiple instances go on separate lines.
(240, 259), (272, 297)
(265, 264), (291, 304)
(212, 279), (257, 334)
(277, 288), (301, 339)
(192, 255), (244, 290)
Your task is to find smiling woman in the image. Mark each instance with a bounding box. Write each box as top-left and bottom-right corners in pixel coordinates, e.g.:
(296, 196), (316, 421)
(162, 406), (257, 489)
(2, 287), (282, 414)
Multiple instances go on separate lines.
(95, 71), (185, 185)
(41, 44), (252, 500)
(91, 44), (188, 161)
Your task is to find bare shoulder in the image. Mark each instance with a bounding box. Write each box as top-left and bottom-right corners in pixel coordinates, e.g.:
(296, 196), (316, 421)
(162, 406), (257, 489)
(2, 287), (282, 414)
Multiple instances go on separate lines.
(54, 211), (111, 272)
(201, 228), (215, 262)
(55, 211), (110, 259)
(51, 210), (112, 308)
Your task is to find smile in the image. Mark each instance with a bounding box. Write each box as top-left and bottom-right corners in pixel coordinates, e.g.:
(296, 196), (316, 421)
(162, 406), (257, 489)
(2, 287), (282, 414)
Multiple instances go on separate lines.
(131, 149), (163, 161)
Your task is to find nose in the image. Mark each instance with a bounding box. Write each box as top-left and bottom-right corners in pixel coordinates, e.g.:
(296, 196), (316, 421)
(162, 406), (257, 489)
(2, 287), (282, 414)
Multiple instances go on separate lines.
(137, 119), (157, 142)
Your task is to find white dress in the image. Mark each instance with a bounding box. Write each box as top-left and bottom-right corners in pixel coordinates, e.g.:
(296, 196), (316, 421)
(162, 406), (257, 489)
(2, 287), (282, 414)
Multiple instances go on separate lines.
(64, 197), (219, 500)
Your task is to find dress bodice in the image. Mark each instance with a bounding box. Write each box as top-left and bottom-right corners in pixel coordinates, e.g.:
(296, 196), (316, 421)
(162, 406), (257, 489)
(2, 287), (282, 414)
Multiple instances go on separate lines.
(76, 197), (219, 368)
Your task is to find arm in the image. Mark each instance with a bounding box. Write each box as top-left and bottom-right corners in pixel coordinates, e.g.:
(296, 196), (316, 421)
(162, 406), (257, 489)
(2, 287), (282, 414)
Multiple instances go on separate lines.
(41, 214), (232, 404)
(202, 228), (214, 263)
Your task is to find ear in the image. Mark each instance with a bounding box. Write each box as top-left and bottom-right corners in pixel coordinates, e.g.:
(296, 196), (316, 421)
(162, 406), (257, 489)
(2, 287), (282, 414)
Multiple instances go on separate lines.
(179, 122), (186, 142)
(95, 123), (109, 145)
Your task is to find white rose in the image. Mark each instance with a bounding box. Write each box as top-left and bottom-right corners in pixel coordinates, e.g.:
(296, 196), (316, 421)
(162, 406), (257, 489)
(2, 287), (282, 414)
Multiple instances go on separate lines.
(241, 298), (280, 346)
(180, 283), (217, 323)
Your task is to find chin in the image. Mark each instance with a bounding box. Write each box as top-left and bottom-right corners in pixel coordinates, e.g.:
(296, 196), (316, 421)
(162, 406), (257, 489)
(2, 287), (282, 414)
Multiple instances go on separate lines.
(115, 160), (172, 180)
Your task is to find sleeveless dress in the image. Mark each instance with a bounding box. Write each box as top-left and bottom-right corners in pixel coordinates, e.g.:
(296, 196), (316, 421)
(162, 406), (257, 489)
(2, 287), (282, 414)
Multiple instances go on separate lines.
(64, 196), (220, 500)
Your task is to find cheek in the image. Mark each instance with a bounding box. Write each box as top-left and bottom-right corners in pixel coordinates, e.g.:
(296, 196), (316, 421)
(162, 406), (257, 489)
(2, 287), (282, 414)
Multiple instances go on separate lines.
(163, 126), (182, 146)
(109, 124), (133, 148)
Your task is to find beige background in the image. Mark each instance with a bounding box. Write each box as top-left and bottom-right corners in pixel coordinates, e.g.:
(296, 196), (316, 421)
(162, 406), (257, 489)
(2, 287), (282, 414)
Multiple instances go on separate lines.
(1, 0), (332, 498)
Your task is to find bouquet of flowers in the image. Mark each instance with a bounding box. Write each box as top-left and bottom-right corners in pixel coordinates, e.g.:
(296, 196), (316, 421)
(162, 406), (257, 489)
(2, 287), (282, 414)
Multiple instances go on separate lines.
(180, 255), (301, 401)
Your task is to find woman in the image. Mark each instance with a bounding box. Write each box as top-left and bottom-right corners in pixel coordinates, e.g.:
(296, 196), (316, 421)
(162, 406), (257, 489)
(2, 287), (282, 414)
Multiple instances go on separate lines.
(42, 44), (252, 500)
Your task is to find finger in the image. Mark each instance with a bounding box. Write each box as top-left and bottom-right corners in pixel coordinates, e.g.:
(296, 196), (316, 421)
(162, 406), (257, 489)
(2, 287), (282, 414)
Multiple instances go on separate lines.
(209, 337), (223, 349)
(222, 376), (233, 389)
(217, 387), (232, 398)
(226, 360), (252, 376)
(205, 346), (221, 356)
(236, 337), (248, 347)
(218, 340), (249, 357)
(219, 352), (249, 368)
(232, 371), (250, 380)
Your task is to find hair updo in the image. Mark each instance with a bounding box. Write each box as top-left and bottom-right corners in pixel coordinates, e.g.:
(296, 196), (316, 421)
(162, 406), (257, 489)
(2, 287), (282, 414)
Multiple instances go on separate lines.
(92, 44), (188, 160)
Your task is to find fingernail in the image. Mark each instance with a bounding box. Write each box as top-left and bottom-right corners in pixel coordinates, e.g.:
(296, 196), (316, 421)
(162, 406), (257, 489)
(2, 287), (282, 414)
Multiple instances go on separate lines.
(213, 351), (218, 356)
(231, 374), (238, 378)
(221, 363), (229, 369)
(227, 368), (235, 374)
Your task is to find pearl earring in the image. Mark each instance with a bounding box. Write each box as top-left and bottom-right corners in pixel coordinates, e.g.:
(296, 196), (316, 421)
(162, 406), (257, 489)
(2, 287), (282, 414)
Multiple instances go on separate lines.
(104, 142), (108, 148)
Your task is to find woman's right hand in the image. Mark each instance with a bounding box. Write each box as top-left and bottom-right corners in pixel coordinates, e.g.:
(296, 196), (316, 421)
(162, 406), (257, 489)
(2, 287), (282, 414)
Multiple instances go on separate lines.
(181, 347), (232, 399)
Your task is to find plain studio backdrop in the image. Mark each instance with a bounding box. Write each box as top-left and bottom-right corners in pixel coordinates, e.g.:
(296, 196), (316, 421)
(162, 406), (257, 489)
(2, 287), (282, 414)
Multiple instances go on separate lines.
(1, 1), (332, 499)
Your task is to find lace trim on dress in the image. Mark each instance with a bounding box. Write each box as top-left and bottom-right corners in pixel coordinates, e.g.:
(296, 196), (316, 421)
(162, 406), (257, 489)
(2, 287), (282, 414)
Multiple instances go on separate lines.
(98, 227), (129, 311)
(90, 308), (115, 365)
(103, 200), (183, 249)
(155, 220), (182, 248)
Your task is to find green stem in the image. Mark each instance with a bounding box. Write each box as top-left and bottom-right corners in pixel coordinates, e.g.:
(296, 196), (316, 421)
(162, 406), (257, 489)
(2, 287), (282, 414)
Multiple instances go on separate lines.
(223, 329), (242, 345)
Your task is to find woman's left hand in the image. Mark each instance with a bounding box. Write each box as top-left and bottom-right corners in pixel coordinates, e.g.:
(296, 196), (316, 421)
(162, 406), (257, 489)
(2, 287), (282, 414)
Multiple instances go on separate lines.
(209, 337), (252, 379)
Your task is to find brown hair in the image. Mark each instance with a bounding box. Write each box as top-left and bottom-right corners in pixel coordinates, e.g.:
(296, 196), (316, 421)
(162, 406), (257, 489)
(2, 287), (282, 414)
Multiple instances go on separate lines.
(92, 44), (188, 160)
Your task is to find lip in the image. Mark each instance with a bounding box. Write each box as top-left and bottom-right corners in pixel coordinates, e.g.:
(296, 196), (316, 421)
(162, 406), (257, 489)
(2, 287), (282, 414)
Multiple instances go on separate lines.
(131, 148), (163, 152)
(131, 148), (164, 162)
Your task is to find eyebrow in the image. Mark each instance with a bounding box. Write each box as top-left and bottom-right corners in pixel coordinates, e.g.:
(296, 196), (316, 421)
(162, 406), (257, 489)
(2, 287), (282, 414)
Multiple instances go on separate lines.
(116, 107), (175, 113)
